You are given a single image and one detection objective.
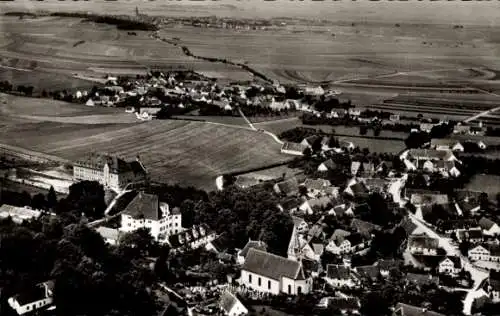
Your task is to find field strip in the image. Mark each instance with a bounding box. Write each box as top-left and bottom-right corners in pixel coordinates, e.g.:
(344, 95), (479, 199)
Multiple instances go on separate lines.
(0, 64), (32, 72)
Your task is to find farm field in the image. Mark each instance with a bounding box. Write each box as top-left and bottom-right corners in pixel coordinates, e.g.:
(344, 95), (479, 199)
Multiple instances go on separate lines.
(0, 119), (291, 190)
(465, 174), (500, 196)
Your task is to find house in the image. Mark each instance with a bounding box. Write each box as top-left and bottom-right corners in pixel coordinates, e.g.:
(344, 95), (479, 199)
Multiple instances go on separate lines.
(354, 265), (381, 282)
(0, 204), (44, 224)
(456, 228), (483, 243)
(96, 226), (121, 245)
(287, 226), (319, 262)
(338, 140), (355, 151)
(329, 203), (354, 217)
(317, 297), (360, 315)
(389, 114), (400, 121)
(218, 291), (248, 316)
(485, 270), (500, 303)
(478, 217), (500, 236)
(344, 181), (370, 199)
(119, 192), (183, 242)
(401, 149), (458, 162)
(237, 240), (268, 265)
(85, 99), (95, 107)
(278, 197), (303, 213)
(325, 264), (357, 288)
(302, 178), (333, 197)
(393, 303), (445, 316)
(240, 248), (313, 295)
(301, 135), (321, 148)
(304, 86), (325, 96)
(438, 256), (462, 276)
(430, 139), (465, 152)
(410, 193), (449, 207)
(375, 259), (403, 278)
(168, 224), (215, 252)
(405, 273), (440, 287)
(73, 153), (147, 191)
(8, 280), (55, 315)
(468, 244), (500, 262)
(292, 216), (309, 233)
(317, 159), (337, 172)
(326, 231), (366, 255)
(273, 177), (300, 196)
(407, 234), (439, 255)
(298, 196), (331, 214)
(350, 218), (381, 238)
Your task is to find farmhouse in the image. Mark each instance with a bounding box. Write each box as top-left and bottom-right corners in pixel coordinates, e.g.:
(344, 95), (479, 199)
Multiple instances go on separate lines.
(478, 217), (500, 236)
(456, 228), (483, 243)
(325, 264), (357, 288)
(430, 139), (465, 152)
(287, 225), (320, 262)
(438, 256), (462, 276)
(401, 149), (457, 162)
(0, 204), (45, 224)
(7, 280), (55, 315)
(468, 244), (500, 262)
(168, 224), (215, 252)
(73, 153), (147, 191)
(119, 192), (183, 242)
(407, 235), (439, 255)
(273, 177), (301, 196)
(281, 142), (308, 156)
(240, 248), (312, 295)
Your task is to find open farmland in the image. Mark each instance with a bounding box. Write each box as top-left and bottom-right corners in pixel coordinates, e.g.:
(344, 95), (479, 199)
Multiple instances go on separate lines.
(0, 119), (291, 190)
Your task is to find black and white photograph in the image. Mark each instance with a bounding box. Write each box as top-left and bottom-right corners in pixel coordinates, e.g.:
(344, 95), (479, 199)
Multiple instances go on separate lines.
(0, 0), (500, 315)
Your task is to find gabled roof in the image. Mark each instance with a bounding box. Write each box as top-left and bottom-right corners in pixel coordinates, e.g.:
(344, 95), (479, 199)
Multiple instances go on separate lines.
(354, 265), (380, 280)
(219, 291), (242, 314)
(122, 192), (162, 220)
(239, 240), (268, 259)
(394, 303), (445, 316)
(96, 226), (120, 241)
(479, 217), (497, 230)
(406, 273), (439, 286)
(399, 217), (418, 236)
(303, 178), (332, 191)
(242, 248), (305, 281)
(440, 256), (462, 269)
(375, 259), (403, 271)
(319, 159), (337, 170)
(279, 197), (303, 212)
(347, 181), (370, 196)
(489, 270), (500, 291)
(430, 138), (461, 147)
(457, 228), (482, 240)
(304, 196), (332, 208)
(292, 215), (306, 228)
(406, 149), (455, 161)
(326, 297), (360, 311)
(326, 264), (351, 280)
(329, 229), (351, 242)
(410, 193), (449, 206)
(281, 142), (308, 153)
(274, 177), (300, 195)
(408, 235), (439, 249)
(75, 153), (146, 174)
(350, 218), (381, 236)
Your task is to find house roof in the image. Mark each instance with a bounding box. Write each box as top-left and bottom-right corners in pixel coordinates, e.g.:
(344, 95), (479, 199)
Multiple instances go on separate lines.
(169, 224), (211, 248)
(329, 229), (351, 242)
(410, 193), (449, 206)
(440, 256), (462, 269)
(406, 273), (439, 286)
(326, 297), (360, 310)
(489, 270), (500, 291)
(488, 244), (500, 256)
(355, 265), (380, 280)
(305, 196), (332, 208)
(326, 264), (351, 280)
(479, 217), (497, 230)
(281, 142), (308, 153)
(275, 177), (300, 195)
(279, 197), (303, 212)
(303, 178), (332, 191)
(242, 248), (305, 281)
(457, 228), (482, 240)
(399, 217), (418, 236)
(345, 233), (364, 246)
(219, 291), (242, 314)
(96, 226), (120, 241)
(376, 259), (403, 271)
(123, 192), (163, 220)
(394, 303), (445, 316)
(311, 243), (324, 255)
(320, 159), (337, 170)
(75, 153), (146, 174)
(239, 240), (268, 259)
(408, 235), (439, 249)
(350, 218), (381, 236)
(14, 281), (54, 306)
(430, 138), (461, 147)
(407, 148), (455, 161)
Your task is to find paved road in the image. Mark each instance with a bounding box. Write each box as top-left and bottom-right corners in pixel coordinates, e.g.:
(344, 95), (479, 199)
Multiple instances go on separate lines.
(463, 89), (500, 123)
(407, 213), (488, 315)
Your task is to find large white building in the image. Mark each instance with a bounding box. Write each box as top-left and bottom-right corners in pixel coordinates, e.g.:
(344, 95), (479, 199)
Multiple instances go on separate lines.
(240, 248), (312, 295)
(73, 153), (147, 191)
(8, 281), (54, 315)
(119, 192), (182, 242)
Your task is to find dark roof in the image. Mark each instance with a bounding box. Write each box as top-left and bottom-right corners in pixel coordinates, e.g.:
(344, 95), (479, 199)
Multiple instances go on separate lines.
(303, 178), (332, 191)
(274, 177), (300, 195)
(348, 182), (369, 196)
(457, 228), (483, 241)
(239, 240), (267, 259)
(281, 142), (308, 153)
(489, 270), (500, 291)
(399, 217), (418, 236)
(123, 192), (161, 220)
(169, 224), (211, 248)
(219, 291), (241, 313)
(14, 281), (53, 306)
(242, 248), (305, 281)
(408, 235), (439, 249)
(75, 153), (146, 174)
(406, 273), (439, 285)
(355, 265), (380, 280)
(376, 259), (403, 271)
(326, 264), (351, 280)
(394, 303), (445, 316)
(479, 217), (497, 230)
(279, 197), (303, 212)
(441, 256), (462, 269)
(326, 297), (360, 311)
(345, 233), (364, 246)
(320, 159), (337, 170)
(350, 218), (381, 236)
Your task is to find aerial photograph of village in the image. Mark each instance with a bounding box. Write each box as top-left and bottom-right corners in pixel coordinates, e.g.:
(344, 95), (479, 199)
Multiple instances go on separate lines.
(0, 0), (500, 315)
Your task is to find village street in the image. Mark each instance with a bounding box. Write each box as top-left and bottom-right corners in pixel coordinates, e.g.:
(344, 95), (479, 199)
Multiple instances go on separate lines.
(408, 213), (489, 315)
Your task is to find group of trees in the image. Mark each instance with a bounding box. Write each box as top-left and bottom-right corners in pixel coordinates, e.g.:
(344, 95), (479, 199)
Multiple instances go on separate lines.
(0, 218), (162, 316)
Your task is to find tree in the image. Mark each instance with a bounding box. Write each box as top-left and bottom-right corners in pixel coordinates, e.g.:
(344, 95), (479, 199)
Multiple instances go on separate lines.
(47, 186), (57, 210)
(31, 193), (47, 211)
(118, 228), (158, 258)
(359, 125), (368, 135)
(405, 131), (430, 149)
(459, 240), (470, 256)
(360, 292), (390, 316)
